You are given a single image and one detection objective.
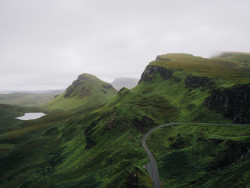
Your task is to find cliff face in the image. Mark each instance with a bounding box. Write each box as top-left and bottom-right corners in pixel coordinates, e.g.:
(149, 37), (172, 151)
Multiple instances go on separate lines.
(139, 65), (179, 83)
(185, 75), (215, 88)
(139, 62), (250, 124)
(204, 84), (250, 124)
(64, 78), (93, 98)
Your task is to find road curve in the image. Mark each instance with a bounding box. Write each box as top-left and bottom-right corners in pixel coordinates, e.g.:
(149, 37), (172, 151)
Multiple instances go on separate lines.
(142, 123), (179, 188)
(142, 122), (249, 188)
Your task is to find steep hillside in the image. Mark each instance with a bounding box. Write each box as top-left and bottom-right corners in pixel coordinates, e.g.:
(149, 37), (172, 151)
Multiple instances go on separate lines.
(148, 123), (250, 187)
(111, 77), (139, 90)
(137, 53), (250, 123)
(45, 73), (117, 111)
(0, 90), (63, 107)
(152, 53), (250, 86)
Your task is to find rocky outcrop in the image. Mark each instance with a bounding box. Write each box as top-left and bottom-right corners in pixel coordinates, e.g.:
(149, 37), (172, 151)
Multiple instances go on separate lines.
(105, 115), (154, 133)
(207, 140), (248, 171)
(64, 74), (93, 98)
(132, 116), (155, 133)
(185, 75), (215, 88)
(139, 65), (179, 83)
(204, 84), (250, 124)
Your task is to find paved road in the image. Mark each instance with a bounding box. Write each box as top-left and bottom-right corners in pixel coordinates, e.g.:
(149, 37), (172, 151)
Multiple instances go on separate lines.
(142, 123), (179, 188)
(142, 122), (249, 188)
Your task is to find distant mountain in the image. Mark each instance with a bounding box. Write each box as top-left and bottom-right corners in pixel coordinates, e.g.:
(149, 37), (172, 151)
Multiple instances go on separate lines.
(0, 89), (65, 94)
(111, 77), (139, 90)
(0, 90), (64, 107)
(45, 73), (117, 111)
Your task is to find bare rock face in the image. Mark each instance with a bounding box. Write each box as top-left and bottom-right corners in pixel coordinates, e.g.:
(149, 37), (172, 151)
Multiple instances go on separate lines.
(185, 75), (215, 88)
(64, 74), (94, 98)
(204, 84), (250, 124)
(139, 65), (178, 83)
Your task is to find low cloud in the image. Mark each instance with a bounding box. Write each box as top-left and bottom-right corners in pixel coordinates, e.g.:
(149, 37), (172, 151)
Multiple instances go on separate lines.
(0, 0), (250, 90)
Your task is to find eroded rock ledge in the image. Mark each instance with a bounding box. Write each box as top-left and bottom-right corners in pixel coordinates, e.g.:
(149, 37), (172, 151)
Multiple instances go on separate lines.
(139, 65), (179, 83)
(204, 84), (250, 124)
(185, 75), (215, 88)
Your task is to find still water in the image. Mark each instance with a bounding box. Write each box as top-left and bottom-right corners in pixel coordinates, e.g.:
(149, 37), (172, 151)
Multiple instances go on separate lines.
(16, 112), (46, 120)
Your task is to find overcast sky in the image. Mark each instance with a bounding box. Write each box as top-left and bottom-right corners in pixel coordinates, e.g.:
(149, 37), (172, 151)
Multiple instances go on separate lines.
(1, 0), (250, 91)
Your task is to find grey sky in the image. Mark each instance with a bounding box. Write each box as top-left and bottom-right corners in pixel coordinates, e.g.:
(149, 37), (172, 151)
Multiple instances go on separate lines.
(1, 0), (250, 90)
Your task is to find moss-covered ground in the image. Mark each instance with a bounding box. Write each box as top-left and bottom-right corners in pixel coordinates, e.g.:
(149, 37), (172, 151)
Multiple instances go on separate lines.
(153, 53), (250, 87)
(0, 53), (249, 187)
(147, 123), (250, 187)
(0, 105), (153, 187)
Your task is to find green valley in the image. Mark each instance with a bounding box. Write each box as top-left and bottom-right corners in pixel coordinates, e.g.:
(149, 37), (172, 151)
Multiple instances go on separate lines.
(0, 53), (249, 188)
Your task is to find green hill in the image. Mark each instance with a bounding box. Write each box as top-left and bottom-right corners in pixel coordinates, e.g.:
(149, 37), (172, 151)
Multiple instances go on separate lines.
(137, 53), (250, 123)
(0, 53), (249, 187)
(45, 73), (117, 111)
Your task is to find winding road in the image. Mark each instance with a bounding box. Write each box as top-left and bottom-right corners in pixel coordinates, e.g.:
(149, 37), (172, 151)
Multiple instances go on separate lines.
(142, 122), (249, 188)
(142, 123), (179, 188)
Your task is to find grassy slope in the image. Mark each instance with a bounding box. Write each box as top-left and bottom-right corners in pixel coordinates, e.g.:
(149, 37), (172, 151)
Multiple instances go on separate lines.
(0, 106), (152, 187)
(0, 53), (249, 187)
(212, 52), (250, 69)
(134, 73), (231, 123)
(0, 104), (41, 168)
(147, 123), (250, 188)
(45, 74), (117, 111)
(0, 104), (39, 132)
(153, 53), (250, 87)
(0, 85), (180, 187)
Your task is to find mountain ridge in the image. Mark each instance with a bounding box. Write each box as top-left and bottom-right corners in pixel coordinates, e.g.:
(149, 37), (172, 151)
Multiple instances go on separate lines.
(45, 73), (117, 111)
(0, 52), (249, 188)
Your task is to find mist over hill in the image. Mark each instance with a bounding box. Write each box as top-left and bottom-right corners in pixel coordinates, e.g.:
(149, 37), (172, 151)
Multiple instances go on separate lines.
(0, 52), (249, 188)
(111, 77), (139, 90)
(0, 90), (64, 107)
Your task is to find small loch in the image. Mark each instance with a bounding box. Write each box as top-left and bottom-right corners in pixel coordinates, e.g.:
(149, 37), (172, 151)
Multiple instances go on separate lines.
(16, 113), (46, 120)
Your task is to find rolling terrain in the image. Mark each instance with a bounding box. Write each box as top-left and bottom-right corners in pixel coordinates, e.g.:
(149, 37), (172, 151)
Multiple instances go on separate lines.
(0, 52), (249, 187)
(0, 90), (63, 107)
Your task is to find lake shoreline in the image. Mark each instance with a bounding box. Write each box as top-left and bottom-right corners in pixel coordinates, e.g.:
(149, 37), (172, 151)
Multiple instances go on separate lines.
(16, 112), (46, 120)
